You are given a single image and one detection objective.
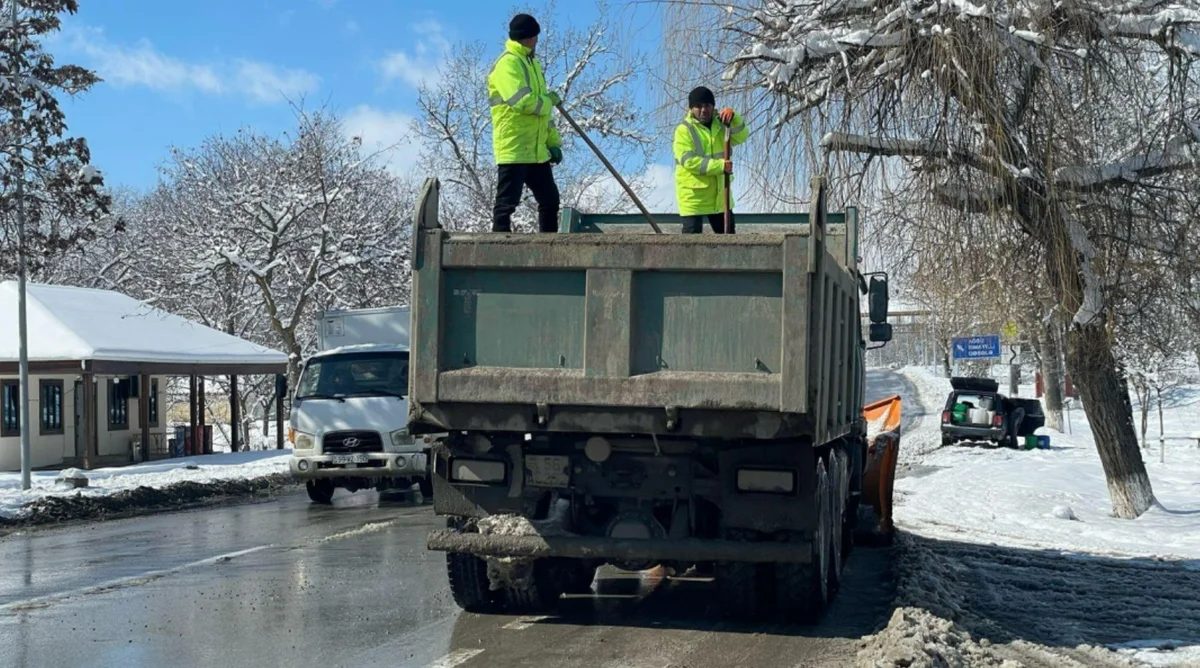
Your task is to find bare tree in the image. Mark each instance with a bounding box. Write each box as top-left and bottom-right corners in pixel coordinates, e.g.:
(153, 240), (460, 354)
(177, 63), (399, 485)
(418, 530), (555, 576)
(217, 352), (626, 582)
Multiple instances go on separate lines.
(149, 105), (415, 386)
(718, 0), (1200, 518)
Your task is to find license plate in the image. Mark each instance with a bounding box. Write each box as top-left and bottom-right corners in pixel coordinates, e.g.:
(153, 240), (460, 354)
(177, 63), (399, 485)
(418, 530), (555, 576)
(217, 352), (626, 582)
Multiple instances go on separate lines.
(330, 454), (368, 465)
(525, 455), (570, 487)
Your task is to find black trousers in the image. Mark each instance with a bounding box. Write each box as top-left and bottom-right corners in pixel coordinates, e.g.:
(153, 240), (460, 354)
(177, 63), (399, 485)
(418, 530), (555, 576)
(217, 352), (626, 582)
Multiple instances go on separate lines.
(681, 212), (735, 234)
(493, 163), (560, 233)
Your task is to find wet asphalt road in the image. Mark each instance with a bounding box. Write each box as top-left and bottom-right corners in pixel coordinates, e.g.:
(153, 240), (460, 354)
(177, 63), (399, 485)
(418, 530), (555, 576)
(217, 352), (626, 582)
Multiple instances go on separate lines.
(0, 370), (915, 668)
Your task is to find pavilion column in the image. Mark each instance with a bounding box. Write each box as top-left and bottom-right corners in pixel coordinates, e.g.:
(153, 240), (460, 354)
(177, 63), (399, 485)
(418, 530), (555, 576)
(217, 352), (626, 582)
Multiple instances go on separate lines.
(188, 374), (197, 456)
(138, 373), (150, 463)
(81, 373), (96, 470)
(276, 374), (285, 450)
(198, 376), (207, 454)
(229, 374), (240, 452)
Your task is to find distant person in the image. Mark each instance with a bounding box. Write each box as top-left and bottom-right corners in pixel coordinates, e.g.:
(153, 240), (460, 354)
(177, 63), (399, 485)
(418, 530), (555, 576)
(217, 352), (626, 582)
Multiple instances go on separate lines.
(487, 13), (564, 233)
(673, 86), (749, 234)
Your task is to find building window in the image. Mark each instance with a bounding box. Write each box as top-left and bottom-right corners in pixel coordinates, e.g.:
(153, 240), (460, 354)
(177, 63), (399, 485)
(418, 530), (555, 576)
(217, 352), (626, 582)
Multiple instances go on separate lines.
(40, 380), (64, 435)
(108, 379), (129, 431)
(1, 380), (19, 437)
(149, 378), (159, 427)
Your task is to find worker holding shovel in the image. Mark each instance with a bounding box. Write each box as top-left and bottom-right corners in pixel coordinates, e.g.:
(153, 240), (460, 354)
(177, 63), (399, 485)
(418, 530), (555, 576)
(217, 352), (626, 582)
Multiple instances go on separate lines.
(673, 86), (748, 234)
(487, 13), (564, 233)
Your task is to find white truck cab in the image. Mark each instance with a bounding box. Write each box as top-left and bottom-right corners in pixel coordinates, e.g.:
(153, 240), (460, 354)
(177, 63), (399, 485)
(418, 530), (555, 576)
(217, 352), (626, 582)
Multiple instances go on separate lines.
(288, 306), (435, 504)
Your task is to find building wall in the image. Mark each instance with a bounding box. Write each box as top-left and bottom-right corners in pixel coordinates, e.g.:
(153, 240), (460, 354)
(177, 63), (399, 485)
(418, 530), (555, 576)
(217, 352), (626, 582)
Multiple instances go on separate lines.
(0, 374), (167, 472)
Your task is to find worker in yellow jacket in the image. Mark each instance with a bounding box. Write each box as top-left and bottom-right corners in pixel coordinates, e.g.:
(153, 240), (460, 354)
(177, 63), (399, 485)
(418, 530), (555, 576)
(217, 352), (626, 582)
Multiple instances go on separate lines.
(673, 86), (749, 233)
(487, 13), (563, 233)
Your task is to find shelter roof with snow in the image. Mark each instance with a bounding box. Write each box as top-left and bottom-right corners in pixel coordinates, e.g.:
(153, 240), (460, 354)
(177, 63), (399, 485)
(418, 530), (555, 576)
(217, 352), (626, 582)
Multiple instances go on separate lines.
(0, 281), (288, 375)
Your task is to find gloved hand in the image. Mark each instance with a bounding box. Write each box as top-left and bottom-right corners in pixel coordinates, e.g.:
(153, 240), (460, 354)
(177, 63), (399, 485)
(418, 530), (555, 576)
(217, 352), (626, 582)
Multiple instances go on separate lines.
(549, 146), (563, 165)
(723, 159), (733, 174)
(718, 108), (735, 125)
(547, 91), (562, 108)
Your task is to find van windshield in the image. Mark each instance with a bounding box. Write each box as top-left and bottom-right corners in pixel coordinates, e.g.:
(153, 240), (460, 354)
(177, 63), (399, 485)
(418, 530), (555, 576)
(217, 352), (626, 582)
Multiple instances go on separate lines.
(296, 351), (409, 400)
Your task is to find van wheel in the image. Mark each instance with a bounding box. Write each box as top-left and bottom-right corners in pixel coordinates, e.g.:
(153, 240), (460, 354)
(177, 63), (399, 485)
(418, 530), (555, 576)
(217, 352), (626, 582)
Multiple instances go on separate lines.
(306, 480), (334, 505)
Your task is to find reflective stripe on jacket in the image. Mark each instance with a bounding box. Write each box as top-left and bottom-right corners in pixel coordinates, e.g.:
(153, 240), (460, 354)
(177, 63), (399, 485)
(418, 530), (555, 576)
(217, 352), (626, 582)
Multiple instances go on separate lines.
(488, 39), (562, 165)
(672, 111), (748, 216)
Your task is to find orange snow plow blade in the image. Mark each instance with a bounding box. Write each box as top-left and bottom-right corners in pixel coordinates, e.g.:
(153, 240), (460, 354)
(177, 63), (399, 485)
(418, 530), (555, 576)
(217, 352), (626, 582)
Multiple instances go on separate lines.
(859, 395), (902, 544)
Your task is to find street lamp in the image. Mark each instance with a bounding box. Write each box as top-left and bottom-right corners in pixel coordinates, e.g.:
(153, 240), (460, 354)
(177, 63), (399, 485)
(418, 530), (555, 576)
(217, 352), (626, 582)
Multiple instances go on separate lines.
(9, 0), (32, 491)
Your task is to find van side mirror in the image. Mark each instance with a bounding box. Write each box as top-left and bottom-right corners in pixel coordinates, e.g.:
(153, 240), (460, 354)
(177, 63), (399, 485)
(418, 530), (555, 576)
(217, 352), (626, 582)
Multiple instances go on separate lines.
(275, 374), (289, 399)
(869, 323), (893, 343)
(868, 274), (889, 324)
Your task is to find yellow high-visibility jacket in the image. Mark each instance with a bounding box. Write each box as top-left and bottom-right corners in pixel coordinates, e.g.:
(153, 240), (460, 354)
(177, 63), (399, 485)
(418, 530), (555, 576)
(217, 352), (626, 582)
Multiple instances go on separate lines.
(672, 111), (748, 216)
(488, 39), (561, 165)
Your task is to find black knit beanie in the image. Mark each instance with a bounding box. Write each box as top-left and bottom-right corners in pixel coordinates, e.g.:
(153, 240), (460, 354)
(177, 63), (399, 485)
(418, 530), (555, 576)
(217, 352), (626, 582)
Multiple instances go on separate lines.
(688, 86), (716, 108)
(509, 14), (541, 41)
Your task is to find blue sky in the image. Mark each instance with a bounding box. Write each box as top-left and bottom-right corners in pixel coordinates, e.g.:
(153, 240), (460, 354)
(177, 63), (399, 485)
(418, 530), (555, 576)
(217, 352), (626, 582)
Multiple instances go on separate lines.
(48, 0), (657, 191)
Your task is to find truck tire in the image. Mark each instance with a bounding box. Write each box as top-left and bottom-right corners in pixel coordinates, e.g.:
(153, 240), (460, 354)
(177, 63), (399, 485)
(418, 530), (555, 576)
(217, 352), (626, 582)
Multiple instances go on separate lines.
(827, 450), (849, 596)
(418, 476), (434, 500)
(502, 560), (564, 612)
(444, 518), (500, 613)
(716, 560), (766, 619)
(447, 551), (500, 612)
(777, 459), (831, 624)
(305, 480), (334, 505)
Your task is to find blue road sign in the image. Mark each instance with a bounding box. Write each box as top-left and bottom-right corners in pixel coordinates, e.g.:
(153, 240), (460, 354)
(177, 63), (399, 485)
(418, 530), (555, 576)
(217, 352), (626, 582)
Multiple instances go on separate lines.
(951, 335), (1001, 361)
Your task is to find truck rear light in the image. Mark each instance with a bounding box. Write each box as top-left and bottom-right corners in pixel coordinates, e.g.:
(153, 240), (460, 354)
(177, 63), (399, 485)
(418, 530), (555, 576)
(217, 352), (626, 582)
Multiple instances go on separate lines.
(942, 411), (951, 423)
(992, 414), (1002, 426)
(450, 459), (506, 484)
(736, 468), (796, 494)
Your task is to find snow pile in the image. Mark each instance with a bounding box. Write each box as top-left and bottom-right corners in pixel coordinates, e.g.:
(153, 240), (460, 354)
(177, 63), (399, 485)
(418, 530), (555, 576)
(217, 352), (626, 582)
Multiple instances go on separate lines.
(0, 450), (292, 521)
(857, 607), (1018, 667)
(891, 366), (1200, 666)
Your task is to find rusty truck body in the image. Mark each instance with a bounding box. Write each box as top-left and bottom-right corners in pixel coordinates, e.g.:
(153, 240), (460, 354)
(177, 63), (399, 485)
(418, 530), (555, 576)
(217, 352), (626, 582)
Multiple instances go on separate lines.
(407, 176), (895, 621)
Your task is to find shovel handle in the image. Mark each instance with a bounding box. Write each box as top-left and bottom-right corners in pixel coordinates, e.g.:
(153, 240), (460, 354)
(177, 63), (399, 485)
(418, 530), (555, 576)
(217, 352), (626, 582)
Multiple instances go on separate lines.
(555, 103), (662, 234)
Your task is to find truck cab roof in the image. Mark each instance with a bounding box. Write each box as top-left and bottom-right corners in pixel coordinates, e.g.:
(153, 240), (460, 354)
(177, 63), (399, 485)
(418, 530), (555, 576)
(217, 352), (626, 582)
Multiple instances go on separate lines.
(309, 343), (409, 360)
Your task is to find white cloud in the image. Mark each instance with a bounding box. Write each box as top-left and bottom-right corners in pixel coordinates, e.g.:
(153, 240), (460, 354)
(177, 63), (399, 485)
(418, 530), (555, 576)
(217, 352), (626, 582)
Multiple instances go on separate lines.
(234, 60), (321, 105)
(61, 25), (318, 105)
(66, 26), (222, 94)
(378, 19), (449, 89)
(342, 105), (421, 175)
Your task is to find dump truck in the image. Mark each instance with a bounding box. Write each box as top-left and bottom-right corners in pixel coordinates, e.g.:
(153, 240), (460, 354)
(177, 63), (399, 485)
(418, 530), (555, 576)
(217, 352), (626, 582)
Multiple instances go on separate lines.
(407, 176), (899, 621)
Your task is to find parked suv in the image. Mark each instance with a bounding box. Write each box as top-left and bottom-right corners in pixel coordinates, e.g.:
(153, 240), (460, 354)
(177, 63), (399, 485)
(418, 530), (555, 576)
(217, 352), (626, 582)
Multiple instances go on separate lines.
(940, 377), (1045, 448)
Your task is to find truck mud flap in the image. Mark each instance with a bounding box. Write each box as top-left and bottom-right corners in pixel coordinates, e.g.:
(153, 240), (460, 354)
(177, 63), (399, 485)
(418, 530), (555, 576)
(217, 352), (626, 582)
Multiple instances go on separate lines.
(427, 529), (813, 564)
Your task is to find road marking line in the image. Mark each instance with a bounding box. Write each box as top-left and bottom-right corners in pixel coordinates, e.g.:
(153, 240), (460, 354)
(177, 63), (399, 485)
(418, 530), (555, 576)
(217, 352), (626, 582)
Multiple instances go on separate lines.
(502, 615), (549, 630)
(0, 545), (271, 615)
(422, 649), (484, 668)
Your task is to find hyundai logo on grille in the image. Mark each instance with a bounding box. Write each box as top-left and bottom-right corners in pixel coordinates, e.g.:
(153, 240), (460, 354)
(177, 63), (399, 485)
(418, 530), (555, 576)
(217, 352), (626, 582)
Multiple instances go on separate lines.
(342, 437), (361, 449)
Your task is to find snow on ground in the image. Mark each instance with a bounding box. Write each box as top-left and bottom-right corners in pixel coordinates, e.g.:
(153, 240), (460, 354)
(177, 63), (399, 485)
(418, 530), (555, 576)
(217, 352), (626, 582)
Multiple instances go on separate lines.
(893, 365), (1200, 665)
(895, 366), (1200, 561)
(0, 450), (292, 520)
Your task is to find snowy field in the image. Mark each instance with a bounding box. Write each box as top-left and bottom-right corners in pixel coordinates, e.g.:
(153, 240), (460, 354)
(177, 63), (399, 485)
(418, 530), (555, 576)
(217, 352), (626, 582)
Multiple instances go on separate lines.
(0, 450), (292, 521)
(892, 366), (1200, 666)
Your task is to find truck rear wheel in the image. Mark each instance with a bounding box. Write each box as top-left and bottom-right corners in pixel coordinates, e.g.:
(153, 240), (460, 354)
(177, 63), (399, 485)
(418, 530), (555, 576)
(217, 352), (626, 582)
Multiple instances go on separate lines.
(447, 551), (500, 612)
(445, 519), (500, 613)
(776, 460), (831, 624)
(717, 560), (766, 619)
(305, 480), (334, 505)
(827, 450), (848, 596)
(502, 559), (569, 612)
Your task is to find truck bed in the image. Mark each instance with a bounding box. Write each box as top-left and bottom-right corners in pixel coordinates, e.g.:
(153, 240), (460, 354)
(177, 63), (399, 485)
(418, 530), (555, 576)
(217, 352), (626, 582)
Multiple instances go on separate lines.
(407, 179), (864, 444)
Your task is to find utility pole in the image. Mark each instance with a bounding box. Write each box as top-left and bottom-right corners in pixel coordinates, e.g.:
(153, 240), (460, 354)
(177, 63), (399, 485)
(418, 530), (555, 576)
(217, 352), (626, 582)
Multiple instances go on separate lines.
(10, 0), (32, 490)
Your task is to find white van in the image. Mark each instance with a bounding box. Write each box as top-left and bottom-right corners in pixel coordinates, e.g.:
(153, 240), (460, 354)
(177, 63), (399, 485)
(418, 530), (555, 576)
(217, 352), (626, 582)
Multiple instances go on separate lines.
(288, 306), (435, 504)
